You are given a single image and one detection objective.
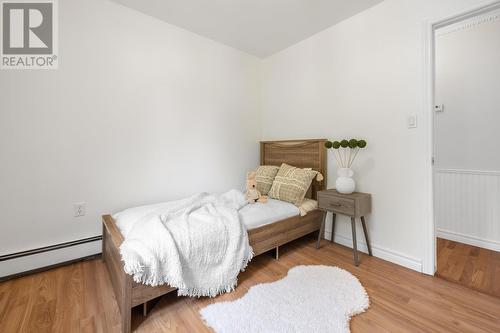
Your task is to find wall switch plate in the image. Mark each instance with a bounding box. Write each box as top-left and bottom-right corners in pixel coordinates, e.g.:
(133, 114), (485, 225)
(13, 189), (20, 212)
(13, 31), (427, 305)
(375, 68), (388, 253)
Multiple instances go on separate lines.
(73, 202), (86, 217)
(408, 115), (418, 128)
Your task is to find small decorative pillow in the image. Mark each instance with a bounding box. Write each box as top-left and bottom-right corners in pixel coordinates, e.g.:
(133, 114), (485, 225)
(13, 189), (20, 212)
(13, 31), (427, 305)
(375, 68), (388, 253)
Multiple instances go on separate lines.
(269, 163), (323, 206)
(255, 165), (280, 195)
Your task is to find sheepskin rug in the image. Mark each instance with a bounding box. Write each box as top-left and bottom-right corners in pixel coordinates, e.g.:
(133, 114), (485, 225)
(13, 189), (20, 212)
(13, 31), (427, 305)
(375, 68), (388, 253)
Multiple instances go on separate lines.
(200, 265), (369, 333)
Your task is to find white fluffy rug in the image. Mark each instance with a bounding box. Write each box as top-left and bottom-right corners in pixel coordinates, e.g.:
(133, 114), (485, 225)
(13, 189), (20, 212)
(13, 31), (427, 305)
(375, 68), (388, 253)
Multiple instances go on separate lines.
(199, 265), (369, 333)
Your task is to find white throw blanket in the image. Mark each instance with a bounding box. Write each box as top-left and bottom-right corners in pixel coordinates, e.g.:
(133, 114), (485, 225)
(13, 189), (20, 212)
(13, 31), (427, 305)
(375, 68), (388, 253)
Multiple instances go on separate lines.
(114, 190), (253, 297)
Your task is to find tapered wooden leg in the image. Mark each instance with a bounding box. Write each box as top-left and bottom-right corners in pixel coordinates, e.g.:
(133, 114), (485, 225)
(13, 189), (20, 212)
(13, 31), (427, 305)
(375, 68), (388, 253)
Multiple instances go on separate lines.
(275, 246), (279, 260)
(361, 216), (373, 256)
(330, 213), (336, 243)
(143, 301), (148, 317)
(351, 217), (359, 266)
(316, 210), (327, 249)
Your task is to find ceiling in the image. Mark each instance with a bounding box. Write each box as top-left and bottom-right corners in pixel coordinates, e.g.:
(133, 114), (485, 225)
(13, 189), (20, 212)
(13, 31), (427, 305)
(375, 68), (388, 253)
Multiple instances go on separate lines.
(112, 0), (384, 58)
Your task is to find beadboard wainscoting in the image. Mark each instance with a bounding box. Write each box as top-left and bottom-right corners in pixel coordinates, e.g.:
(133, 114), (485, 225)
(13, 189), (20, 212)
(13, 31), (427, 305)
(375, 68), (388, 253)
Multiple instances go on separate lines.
(434, 168), (500, 252)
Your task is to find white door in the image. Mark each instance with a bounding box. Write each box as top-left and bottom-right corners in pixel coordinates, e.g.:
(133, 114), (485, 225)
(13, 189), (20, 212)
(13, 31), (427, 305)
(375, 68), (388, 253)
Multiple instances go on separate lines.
(434, 11), (500, 251)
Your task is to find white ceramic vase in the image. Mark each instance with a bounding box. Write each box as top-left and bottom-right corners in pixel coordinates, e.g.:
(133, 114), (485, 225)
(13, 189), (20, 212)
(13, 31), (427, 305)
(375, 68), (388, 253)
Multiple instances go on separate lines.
(336, 168), (355, 194)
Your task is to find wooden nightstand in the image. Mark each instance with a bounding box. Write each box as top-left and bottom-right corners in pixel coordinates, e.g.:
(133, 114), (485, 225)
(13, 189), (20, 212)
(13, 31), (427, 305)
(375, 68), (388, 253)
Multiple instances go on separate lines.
(316, 189), (372, 266)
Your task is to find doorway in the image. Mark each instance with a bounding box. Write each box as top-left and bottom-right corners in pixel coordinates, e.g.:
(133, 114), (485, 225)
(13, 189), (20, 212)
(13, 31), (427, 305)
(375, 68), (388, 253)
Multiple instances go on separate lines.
(433, 5), (500, 297)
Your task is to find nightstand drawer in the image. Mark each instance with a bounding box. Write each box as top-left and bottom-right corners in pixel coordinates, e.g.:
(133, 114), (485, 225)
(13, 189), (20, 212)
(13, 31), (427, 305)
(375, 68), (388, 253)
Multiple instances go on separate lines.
(318, 194), (355, 216)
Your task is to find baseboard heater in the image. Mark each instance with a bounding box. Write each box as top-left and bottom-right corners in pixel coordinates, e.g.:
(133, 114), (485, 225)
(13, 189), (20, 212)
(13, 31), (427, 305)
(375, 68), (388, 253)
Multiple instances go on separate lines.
(0, 235), (102, 282)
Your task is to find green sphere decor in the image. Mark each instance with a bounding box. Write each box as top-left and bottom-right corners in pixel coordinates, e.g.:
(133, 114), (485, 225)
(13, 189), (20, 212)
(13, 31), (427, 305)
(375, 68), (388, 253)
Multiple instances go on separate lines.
(325, 138), (368, 168)
(348, 139), (358, 149)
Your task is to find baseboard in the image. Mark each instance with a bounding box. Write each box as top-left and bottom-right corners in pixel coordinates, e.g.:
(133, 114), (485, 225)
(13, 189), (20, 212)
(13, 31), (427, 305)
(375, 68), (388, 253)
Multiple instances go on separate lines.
(1, 230), (425, 279)
(436, 229), (500, 252)
(0, 237), (102, 279)
(0, 254), (101, 282)
(324, 230), (423, 273)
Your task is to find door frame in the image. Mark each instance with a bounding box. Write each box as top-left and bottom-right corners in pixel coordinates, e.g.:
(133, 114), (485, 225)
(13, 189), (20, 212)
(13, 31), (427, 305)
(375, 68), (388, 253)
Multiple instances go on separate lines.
(421, 0), (500, 275)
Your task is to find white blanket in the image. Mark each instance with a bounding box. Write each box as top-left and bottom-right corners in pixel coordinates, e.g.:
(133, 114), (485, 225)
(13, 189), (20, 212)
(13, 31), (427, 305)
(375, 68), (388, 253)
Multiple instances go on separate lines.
(114, 190), (253, 297)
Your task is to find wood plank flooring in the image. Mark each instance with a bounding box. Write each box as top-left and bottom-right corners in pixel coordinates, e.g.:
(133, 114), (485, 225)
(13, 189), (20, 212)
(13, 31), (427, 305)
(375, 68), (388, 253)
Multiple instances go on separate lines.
(1, 235), (500, 332)
(436, 237), (500, 299)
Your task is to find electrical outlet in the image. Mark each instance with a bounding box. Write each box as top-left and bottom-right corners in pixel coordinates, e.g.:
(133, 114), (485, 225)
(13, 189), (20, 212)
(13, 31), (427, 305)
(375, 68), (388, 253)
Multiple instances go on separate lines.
(73, 202), (86, 217)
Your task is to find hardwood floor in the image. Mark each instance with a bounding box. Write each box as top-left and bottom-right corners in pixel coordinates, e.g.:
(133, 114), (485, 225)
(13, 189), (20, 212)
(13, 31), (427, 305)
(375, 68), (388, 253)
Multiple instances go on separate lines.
(436, 237), (500, 299)
(1, 235), (500, 333)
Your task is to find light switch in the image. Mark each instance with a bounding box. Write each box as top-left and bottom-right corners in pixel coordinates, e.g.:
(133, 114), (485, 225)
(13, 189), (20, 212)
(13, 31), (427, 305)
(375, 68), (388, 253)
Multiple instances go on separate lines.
(408, 115), (417, 128)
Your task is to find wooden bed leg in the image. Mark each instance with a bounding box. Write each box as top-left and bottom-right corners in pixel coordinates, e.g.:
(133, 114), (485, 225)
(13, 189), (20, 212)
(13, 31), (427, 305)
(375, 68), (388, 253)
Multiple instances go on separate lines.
(143, 297), (160, 318)
(102, 216), (132, 333)
(275, 246), (279, 260)
(122, 309), (132, 333)
(117, 282), (132, 333)
(121, 308), (131, 333)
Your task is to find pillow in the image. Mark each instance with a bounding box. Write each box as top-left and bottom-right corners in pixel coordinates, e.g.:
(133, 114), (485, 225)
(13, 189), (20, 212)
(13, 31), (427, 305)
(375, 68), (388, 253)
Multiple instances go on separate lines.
(268, 163), (323, 206)
(255, 165), (280, 195)
(299, 198), (318, 216)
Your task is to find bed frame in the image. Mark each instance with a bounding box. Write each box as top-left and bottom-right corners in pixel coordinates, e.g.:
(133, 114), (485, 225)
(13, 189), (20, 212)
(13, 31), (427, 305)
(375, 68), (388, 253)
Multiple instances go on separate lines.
(102, 139), (327, 333)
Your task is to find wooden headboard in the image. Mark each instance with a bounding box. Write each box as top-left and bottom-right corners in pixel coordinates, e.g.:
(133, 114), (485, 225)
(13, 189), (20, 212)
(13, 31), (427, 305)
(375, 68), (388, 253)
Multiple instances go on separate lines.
(260, 139), (327, 200)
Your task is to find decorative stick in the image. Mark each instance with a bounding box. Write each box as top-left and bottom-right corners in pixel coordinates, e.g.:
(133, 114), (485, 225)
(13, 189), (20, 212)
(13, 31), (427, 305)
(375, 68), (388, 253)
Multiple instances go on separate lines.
(334, 149), (342, 167)
(349, 147), (360, 168)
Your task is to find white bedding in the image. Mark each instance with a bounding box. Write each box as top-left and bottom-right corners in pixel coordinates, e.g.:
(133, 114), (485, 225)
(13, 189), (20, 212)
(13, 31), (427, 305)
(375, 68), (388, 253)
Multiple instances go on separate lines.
(115, 194), (303, 236)
(114, 190), (252, 297)
(239, 198), (300, 230)
(112, 192), (309, 295)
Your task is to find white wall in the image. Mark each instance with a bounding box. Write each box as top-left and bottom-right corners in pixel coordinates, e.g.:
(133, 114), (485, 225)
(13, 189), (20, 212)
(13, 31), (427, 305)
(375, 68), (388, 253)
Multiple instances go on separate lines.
(435, 12), (500, 170)
(260, 0), (492, 272)
(0, 0), (261, 276)
(434, 11), (500, 251)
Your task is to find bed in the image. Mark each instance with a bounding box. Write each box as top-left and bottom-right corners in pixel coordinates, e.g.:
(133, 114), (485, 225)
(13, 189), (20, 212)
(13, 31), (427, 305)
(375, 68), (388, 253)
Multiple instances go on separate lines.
(102, 139), (327, 333)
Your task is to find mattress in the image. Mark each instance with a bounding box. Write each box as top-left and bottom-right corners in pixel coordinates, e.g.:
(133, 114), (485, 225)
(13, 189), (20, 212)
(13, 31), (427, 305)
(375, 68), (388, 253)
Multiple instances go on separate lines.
(239, 198), (300, 230)
(114, 193), (302, 236)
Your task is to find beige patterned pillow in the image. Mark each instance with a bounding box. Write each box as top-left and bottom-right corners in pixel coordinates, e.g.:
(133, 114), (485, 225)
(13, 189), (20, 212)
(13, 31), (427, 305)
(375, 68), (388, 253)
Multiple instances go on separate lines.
(269, 163), (322, 206)
(255, 165), (280, 195)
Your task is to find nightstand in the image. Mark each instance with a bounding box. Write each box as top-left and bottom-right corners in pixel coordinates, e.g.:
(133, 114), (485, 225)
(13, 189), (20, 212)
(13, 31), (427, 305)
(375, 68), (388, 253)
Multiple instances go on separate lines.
(316, 189), (372, 266)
